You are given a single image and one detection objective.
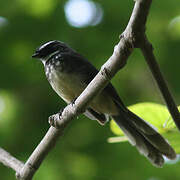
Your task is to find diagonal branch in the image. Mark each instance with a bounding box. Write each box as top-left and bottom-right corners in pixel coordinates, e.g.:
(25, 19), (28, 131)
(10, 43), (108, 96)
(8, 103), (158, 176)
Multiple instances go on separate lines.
(0, 148), (24, 173)
(17, 27), (133, 180)
(17, 0), (154, 179)
(140, 35), (180, 130)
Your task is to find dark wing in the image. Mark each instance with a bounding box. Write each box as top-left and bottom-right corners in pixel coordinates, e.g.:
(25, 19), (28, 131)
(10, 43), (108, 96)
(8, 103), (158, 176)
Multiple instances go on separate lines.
(61, 51), (127, 117)
(104, 83), (127, 110)
(60, 51), (98, 83)
(84, 108), (108, 125)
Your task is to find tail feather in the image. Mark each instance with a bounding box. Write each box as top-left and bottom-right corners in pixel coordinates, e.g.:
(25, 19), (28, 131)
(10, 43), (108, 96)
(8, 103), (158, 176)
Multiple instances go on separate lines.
(112, 110), (176, 167)
(127, 110), (176, 159)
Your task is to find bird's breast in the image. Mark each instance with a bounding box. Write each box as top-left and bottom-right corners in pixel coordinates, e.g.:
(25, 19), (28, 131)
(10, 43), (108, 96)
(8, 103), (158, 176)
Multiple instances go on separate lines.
(45, 65), (86, 103)
(45, 64), (119, 116)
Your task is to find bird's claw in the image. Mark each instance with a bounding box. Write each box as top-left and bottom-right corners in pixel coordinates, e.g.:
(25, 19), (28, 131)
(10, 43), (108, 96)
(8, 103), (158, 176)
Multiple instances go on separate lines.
(71, 98), (77, 106)
(48, 108), (64, 128)
(48, 114), (59, 128)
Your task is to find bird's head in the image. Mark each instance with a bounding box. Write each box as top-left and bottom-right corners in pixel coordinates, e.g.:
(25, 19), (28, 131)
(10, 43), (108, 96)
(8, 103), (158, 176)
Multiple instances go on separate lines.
(32, 40), (70, 62)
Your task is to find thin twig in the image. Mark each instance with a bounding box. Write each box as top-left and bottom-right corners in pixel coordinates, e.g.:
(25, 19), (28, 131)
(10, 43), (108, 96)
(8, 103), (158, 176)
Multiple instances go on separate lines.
(140, 35), (180, 130)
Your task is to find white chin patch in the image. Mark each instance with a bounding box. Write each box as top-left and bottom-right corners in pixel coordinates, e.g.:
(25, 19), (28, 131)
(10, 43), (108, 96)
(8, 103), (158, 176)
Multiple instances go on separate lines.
(41, 59), (46, 66)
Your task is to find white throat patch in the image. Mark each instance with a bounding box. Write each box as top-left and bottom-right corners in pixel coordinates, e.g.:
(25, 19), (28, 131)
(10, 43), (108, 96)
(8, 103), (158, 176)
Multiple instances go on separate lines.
(41, 50), (59, 66)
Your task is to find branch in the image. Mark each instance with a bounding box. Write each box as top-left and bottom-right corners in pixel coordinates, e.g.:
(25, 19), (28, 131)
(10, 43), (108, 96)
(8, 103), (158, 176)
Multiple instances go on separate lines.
(0, 148), (24, 173)
(140, 35), (180, 130)
(17, 26), (133, 180)
(17, 0), (153, 179)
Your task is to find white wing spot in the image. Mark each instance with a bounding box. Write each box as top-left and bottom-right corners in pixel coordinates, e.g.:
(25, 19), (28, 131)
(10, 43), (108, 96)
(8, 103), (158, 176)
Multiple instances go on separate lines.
(56, 61), (60, 66)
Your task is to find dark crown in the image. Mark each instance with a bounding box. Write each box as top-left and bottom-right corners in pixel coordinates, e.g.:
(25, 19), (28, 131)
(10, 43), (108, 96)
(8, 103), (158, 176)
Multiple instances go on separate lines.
(32, 40), (68, 59)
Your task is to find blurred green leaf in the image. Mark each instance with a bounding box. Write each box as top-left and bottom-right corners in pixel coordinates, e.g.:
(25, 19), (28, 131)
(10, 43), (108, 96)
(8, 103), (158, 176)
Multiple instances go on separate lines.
(10, 41), (33, 65)
(0, 89), (24, 145)
(1, 0), (180, 179)
(17, 0), (58, 18)
(35, 160), (65, 180)
(0, 16), (8, 29)
(110, 102), (171, 135)
(67, 152), (97, 179)
(110, 102), (180, 153)
(168, 16), (180, 39)
(0, 90), (19, 133)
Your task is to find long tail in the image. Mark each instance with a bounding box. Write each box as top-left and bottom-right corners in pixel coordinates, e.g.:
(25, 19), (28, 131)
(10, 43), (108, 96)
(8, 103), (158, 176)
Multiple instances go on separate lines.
(112, 109), (176, 167)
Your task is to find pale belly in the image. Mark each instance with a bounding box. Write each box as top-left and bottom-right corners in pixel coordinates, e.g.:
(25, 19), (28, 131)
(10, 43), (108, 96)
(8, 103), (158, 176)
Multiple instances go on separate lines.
(48, 70), (86, 103)
(48, 70), (119, 115)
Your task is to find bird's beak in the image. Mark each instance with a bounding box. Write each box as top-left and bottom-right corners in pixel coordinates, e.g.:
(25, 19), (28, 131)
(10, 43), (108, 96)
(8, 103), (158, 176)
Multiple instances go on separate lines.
(32, 52), (40, 58)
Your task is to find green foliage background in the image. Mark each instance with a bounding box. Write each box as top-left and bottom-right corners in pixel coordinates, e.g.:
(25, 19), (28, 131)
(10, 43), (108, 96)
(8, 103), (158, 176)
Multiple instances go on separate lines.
(0, 0), (180, 179)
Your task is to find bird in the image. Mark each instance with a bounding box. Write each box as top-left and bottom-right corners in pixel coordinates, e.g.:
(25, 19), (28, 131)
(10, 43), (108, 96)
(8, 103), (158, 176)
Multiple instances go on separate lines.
(32, 40), (176, 167)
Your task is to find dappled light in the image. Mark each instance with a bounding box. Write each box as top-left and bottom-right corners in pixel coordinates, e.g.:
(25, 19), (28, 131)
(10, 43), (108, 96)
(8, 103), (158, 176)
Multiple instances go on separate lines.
(17, 0), (58, 18)
(168, 16), (180, 39)
(0, 16), (8, 29)
(0, 91), (19, 134)
(64, 0), (103, 28)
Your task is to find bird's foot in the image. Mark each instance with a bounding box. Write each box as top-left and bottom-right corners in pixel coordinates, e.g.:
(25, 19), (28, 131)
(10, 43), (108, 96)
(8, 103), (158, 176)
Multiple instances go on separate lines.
(48, 108), (64, 128)
(71, 98), (77, 106)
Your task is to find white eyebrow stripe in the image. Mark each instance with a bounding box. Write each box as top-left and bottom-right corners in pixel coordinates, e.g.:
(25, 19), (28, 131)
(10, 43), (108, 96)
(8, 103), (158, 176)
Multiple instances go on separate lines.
(39, 41), (55, 50)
